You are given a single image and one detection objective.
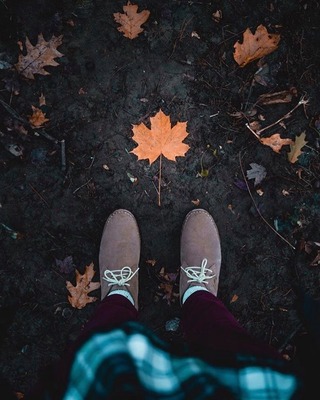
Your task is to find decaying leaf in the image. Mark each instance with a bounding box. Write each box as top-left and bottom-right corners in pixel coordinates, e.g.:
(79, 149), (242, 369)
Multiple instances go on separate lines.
(260, 133), (294, 153)
(39, 93), (46, 106)
(230, 294), (238, 303)
(156, 267), (179, 305)
(15, 33), (63, 79)
(287, 131), (308, 164)
(310, 251), (320, 267)
(55, 256), (75, 274)
(113, 1), (150, 39)
(233, 24), (280, 67)
(246, 162), (267, 186)
(131, 109), (190, 164)
(66, 262), (100, 309)
(28, 105), (49, 128)
(257, 88), (297, 105)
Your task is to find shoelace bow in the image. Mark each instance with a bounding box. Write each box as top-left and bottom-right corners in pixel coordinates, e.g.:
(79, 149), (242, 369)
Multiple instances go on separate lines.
(103, 266), (139, 287)
(181, 258), (216, 284)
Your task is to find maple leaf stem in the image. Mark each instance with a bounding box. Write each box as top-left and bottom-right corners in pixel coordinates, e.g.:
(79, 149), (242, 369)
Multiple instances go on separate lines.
(158, 154), (162, 207)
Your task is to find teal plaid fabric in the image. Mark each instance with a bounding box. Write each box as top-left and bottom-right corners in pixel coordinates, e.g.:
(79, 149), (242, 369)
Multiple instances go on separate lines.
(63, 322), (301, 400)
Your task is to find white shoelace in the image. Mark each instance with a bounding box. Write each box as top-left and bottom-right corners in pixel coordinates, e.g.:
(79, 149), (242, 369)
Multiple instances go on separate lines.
(103, 266), (139, 287)
(181, 258), (216, 284)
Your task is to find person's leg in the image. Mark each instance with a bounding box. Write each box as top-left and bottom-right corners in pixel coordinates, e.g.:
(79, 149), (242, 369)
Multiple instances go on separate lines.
(79, 208), (140, 337)
(26, 209), (141, 399)
(180, 209), (283, 361)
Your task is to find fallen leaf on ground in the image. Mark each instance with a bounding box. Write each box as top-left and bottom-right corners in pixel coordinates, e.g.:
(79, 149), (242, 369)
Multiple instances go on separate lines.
(233, 24), (280, 67)
(230, 294), (238, 303)
(15, 33), (63, 79)
(246, 163), (267, 186)
(66, 262), (100, 309)
(131, 109), (190, 164)
(310, 251), (320, 266)
(287, 131), (308, 163)
(256, 88), (297, 105)
(260, 133), (294, 153)
(55, 256), (75, 274)
(156, 267), (179, 305)
(28, 105), (49, 128)
(212, 10), (222, 23)
(114, 1), (150, 39)
(39, 93), (46, 106)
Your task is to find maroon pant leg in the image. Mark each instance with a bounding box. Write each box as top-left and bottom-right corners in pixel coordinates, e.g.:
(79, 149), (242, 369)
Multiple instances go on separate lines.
(181, 290), (283, 361)
(26, 295), (137, 400)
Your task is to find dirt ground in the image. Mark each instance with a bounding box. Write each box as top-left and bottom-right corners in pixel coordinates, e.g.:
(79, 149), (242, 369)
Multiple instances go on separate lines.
(1, 0), (320, 396)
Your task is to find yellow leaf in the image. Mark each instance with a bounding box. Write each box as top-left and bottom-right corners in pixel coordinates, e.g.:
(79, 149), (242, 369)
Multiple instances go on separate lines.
(131, 109), (190, 164)
(15, 33), (63, 79)
(260, 133), (294, 153)
(113, 1), (150, 40)
(66, 262), (100, 309)
(233, 24), (280, 67)
(287, 131), (308, 163)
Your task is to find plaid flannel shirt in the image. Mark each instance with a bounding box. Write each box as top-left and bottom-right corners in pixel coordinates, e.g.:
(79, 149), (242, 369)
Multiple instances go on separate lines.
(61, 321), (302, 400)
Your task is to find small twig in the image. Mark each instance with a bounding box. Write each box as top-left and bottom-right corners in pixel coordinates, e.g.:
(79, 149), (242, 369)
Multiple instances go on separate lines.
(239, 152), (296, 250)
(28, 183), (50, 207)
(60, 139), (66, 171)
(246, 95), (309, 137)
(0, 96), (27, 124)
(73, 178), (92, 194)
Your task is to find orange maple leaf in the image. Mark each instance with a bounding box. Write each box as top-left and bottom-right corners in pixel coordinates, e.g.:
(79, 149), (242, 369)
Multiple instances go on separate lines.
(15, 33), (63, 79)
(233, 24), (280, 67)
(66, 262), (100, 309)
(113, 1), (150, 39)
(131, 109), (190, 205)
(28, 105), (49, 128)
(260, 133), (294, 153)
(131, 109), (190, 164)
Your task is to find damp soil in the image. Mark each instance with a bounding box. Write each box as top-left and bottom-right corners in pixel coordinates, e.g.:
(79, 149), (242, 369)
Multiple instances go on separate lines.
(1, 0), (320, 396)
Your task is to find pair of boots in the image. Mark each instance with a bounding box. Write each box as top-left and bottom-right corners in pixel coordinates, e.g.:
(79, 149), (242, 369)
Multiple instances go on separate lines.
(100, 209), (221, 310)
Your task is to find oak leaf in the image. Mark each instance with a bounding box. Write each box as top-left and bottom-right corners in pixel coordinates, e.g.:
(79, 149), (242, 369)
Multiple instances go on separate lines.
(114, 1), (150, 39)
(15, 33), (63, 79)
(233, 24), (280, 67)
(260, 133), (294, 153)
(66, 262), (100, 309)
(131, 109), (190, 164)
(287, 131), (308, 163)
(28, 105), (49, 128)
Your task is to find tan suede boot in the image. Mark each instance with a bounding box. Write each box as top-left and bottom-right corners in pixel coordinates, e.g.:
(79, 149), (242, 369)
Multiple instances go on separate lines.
(180, 209), (221, 304)
(99, 209), (140, 310)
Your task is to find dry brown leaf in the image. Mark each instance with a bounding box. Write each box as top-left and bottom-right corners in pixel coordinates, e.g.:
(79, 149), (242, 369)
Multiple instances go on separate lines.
(257, 88), (297, 105)
(260, 133), (294, 153)
(39, 93), (46, 106)
(233, 24), (280, 67)
(131, 109), (190, 164)
(66, 262), (100, 309)
(113, 1), (150, 39)
(287, 131), (308, 164)
(15, 33), (63, 79)
(230, 294), (238, 303)
(28, 105), (49, 128)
